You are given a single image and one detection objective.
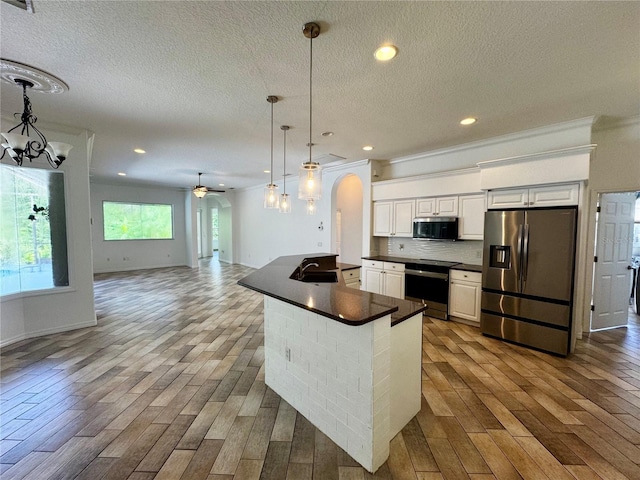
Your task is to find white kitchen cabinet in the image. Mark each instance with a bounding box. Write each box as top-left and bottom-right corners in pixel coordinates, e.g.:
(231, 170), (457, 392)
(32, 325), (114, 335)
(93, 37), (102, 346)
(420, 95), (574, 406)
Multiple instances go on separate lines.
(458, 194), (486, 240)
(361, 260), (405, 299)
(373, 200), (415, 237)
(342, 268), (361, 289)
(487, 183), (579, 209)
(449, 269), (482, 324)
(416, 196), (458, 217)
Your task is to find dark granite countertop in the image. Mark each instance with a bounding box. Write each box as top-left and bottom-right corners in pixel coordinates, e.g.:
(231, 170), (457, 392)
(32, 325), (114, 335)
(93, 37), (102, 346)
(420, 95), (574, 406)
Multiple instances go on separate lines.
(238, 254), (426, 327)
(451, 263), (482, 273)
(337, 262), (360, 271)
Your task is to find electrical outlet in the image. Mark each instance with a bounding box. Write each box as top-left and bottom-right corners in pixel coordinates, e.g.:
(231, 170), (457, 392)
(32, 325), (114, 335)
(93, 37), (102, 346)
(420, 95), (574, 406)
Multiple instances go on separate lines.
(317, 242), (322, 247)
(285, 347), (291, 362)
(399, 244), (404, 251)
(476, 251), (482, 258)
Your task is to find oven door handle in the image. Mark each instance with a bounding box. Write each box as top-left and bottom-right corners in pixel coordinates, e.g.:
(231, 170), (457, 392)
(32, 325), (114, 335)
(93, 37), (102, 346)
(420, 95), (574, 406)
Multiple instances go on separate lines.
(405, 269), (449, 281)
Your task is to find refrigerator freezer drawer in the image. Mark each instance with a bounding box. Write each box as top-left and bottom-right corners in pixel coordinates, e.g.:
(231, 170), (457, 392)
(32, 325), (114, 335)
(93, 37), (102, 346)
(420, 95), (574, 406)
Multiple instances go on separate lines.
(482, 291), (571, 328)
(481, 312), (569, 356)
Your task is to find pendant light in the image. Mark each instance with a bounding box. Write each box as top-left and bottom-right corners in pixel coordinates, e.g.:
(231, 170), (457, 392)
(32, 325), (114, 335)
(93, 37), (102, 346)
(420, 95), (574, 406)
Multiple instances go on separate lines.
(279, 125), (291, 213)
(298, 22), (322, 203)
(306, 198), (316, 215)
(264, 95), (279, 209)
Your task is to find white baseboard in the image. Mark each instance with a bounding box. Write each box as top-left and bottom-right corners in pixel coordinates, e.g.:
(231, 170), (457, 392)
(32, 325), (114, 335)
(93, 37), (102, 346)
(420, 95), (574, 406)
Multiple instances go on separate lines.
(93, 262), (186, 274)
(0, 318), (97, 349)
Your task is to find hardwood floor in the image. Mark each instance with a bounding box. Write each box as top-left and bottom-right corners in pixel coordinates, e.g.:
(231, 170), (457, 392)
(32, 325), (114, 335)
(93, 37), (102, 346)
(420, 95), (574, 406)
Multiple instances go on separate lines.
(2, 258), (640, 479)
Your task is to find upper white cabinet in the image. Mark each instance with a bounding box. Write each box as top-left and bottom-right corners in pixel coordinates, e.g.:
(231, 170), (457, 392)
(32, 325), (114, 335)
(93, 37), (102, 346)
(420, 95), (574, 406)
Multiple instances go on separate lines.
(416, 196), (458, 217)
(373, 200), (415, 237)
(488, 183), (579, 209)
(458, 194), (486, 240)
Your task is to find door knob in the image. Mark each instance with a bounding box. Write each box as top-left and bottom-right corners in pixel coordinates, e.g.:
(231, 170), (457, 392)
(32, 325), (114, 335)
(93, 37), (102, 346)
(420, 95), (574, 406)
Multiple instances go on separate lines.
(629, 265), (634, 270)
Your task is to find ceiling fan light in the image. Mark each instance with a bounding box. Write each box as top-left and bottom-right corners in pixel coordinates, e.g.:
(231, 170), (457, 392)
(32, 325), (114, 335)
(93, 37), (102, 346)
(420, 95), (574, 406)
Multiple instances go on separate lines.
(193, 186), (207, 198)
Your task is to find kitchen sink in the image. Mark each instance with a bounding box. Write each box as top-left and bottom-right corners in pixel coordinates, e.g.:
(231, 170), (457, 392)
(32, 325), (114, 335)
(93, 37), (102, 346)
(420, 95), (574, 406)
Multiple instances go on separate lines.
(295, 271), (339, 283)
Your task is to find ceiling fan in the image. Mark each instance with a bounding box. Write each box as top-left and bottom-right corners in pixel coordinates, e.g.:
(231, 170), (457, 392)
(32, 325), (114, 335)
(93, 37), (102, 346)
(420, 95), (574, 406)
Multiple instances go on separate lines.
(192, 172), (225, 197)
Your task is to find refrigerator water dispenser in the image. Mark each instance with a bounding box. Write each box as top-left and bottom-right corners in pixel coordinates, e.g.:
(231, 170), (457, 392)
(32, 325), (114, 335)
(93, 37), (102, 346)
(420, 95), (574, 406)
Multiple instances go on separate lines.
(489, 245), (511, 269)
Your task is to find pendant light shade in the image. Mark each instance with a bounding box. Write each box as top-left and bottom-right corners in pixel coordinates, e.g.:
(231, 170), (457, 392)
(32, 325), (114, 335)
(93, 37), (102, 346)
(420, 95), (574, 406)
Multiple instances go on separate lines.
(264, 96), (279, 209)
(306, 198), (316, 215)
(279, 125), (291, 213)
(298, 22), (322, 202)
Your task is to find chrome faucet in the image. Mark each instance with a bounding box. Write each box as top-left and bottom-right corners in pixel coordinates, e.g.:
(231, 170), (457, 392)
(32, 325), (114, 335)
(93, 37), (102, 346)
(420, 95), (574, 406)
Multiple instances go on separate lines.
(300, 262), (319, 274)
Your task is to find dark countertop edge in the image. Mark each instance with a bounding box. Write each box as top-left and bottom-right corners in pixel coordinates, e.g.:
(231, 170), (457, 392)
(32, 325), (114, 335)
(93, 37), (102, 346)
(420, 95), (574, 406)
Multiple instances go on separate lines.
(337, 262), (360, 271)
(391, 303), (429, 326)
(238, 280), (396, 326)
(452, 263), (483, 273)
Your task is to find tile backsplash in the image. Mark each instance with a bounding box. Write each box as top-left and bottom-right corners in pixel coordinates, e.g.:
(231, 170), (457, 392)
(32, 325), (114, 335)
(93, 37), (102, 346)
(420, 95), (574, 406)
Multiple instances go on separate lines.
(378, 237), (483, 265)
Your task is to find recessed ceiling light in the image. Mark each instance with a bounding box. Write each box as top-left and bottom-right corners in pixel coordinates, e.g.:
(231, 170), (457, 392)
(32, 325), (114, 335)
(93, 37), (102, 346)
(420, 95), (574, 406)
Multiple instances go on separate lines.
(362, 145), (374, 151)
(264, 169), (270, 173)
(133, 148), (146, 154)
(322, 131), (334, 137)
(460, 117), (477, 126)
(219, 183), (225, 187)
(374, 45), (398, 61)
(117, 172), (127, 176)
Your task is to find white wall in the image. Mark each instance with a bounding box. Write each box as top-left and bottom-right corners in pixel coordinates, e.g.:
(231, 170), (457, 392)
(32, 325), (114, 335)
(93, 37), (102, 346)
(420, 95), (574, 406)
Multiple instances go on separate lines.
(582, 117), (640, 331)
(233, 161), (372, 268)
(334, 174), (363, 265)
(1, 124), (96, 347)
(90, 182), (189, 273)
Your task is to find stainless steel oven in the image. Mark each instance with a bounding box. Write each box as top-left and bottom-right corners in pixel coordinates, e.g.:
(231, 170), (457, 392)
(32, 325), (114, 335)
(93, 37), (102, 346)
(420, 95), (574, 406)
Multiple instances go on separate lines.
(405, 260), (459, 320)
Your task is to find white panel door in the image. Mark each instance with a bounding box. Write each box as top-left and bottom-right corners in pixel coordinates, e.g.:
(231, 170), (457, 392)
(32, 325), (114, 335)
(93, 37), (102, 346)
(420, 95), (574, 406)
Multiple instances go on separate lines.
(592, 192), (636, 330)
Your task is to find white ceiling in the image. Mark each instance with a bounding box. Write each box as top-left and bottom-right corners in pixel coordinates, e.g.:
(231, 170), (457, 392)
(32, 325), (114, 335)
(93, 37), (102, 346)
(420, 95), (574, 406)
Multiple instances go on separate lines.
(1, 1), (638, 191)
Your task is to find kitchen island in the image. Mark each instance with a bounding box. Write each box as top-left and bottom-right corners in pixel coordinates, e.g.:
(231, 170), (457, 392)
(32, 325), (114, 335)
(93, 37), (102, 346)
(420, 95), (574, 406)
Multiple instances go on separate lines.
(238, 254), (427, 472)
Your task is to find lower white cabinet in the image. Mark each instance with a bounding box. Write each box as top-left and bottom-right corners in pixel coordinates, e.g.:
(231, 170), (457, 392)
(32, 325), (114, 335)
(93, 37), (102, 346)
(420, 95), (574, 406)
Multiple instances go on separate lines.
(361, 260), (405, 299)
(342, 268), (361, 289)
(449, 269), (482, 324)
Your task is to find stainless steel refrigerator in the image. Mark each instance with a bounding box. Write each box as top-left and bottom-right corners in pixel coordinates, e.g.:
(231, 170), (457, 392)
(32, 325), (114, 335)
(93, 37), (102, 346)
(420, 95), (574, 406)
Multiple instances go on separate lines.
(481, 207), (578, 356)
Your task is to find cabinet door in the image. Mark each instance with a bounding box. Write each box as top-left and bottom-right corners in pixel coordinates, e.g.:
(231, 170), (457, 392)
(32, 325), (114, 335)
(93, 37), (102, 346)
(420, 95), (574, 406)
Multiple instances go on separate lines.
(487, 189), (529, 209)
(528, 183), (579, 207)
(384, 271), (405, 299)
(436, 196), (459, 216)
(393, 200), (415, 237)
(416, 198), (435, 217)
(363, 267), (383, 294)
(449, 281), (481, 322)
(373, 201), (393, 236)
(458, 194), (486, 240)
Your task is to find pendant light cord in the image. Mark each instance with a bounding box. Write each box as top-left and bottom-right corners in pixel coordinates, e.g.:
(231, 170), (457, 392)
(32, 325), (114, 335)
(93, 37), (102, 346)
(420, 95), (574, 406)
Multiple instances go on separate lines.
(283, 127), (287, 193)
(308, 33), (313, 165)
(270, 100), (274, 185)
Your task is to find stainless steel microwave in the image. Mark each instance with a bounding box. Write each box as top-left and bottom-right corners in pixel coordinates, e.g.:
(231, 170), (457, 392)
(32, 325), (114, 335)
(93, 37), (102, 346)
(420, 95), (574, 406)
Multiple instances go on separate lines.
(412, 217), (458, 240)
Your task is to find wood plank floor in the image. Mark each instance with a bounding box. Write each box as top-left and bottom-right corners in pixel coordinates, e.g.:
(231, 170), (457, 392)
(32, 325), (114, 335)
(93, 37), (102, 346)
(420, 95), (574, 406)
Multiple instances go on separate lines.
(2, 258), (640, 479)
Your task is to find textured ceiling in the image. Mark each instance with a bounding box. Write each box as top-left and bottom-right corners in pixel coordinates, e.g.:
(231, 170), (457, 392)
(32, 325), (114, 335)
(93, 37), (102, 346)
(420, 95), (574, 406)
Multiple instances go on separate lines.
(1, 1), (638, 190)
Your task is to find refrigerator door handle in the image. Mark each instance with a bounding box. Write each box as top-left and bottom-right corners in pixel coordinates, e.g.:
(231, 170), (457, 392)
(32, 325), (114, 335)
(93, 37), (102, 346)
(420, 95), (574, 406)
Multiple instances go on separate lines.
(517, 224), (524, 292)
(522, 223), (530, 284)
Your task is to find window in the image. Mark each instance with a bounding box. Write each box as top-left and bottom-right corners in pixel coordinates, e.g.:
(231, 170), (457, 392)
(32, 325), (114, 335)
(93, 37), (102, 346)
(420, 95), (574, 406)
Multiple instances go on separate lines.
(103, 201), (173, 240)
(0, 164), (69, 296)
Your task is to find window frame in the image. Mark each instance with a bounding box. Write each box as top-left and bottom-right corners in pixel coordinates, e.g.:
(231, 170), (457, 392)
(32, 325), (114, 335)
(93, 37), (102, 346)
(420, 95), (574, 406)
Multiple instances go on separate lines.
(102, 200), (175, 241)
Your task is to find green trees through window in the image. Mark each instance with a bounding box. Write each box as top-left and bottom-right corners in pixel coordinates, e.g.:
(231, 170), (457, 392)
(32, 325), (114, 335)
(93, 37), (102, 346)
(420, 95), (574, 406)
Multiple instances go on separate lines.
(0, 164), (69, 296)
(103, 202), (173, 240)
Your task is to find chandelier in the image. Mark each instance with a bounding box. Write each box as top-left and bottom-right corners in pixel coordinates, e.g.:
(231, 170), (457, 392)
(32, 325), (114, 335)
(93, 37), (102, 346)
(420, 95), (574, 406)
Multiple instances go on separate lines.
(1, 78), (72, 169)
(298, 22), (322, 209)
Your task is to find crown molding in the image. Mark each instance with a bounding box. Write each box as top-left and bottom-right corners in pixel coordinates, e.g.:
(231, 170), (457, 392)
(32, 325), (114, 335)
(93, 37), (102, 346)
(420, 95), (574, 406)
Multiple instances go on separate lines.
(476, 144), (596, 170)
(372, 166), (479, 187)
(389, 116), (596, 165)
